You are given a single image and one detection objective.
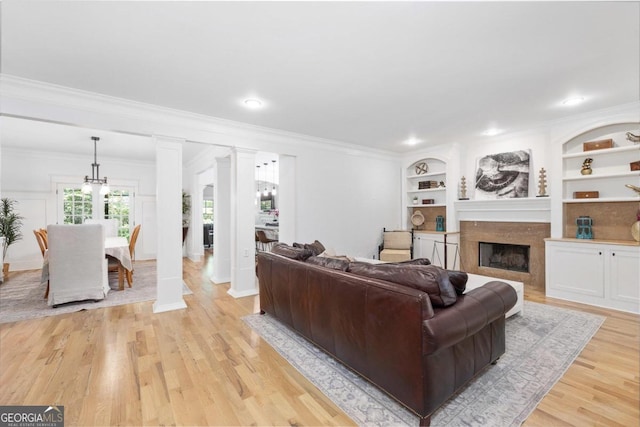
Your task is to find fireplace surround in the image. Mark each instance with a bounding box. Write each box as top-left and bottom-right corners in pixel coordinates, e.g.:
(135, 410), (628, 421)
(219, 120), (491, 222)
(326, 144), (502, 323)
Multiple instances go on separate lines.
(460, 221), (550, 290)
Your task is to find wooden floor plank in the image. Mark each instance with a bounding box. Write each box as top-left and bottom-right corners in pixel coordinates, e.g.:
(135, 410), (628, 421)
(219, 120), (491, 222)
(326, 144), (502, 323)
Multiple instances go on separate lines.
(0, 252), (637, 426)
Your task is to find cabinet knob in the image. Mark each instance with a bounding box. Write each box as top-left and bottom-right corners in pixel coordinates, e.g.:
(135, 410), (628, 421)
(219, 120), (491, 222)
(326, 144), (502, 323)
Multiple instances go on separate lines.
(598, 252), (602, 255)
(612, 253), (615, 256)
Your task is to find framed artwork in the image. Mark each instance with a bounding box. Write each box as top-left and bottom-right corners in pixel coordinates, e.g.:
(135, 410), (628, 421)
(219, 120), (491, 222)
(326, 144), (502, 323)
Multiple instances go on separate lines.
(475, 149), (530, 199)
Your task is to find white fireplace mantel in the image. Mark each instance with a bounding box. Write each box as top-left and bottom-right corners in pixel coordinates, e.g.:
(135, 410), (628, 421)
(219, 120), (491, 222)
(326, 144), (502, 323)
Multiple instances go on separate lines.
(454, 197), (551, 223)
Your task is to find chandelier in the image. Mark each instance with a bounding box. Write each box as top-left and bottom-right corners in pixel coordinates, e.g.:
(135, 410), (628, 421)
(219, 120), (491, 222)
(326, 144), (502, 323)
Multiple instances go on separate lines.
(81, 136), (110, 195)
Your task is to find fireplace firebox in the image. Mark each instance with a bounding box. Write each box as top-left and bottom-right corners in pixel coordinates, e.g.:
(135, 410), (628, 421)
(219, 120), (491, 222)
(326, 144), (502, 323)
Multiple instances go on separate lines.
(479, 242), (530, 273)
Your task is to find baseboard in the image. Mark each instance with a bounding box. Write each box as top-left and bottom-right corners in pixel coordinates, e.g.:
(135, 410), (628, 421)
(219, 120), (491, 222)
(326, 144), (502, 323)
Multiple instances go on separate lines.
(210, 274), (230, 284)
(152, 299), (187, 313)
(227, 287), (259, 299)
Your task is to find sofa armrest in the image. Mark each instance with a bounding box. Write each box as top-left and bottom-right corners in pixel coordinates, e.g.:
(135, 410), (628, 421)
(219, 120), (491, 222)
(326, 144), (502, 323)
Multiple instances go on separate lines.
(421, 281), (517, 355)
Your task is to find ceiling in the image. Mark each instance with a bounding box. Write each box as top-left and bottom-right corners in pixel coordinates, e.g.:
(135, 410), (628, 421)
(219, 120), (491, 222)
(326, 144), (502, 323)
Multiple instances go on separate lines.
(1, 1), (639, 156)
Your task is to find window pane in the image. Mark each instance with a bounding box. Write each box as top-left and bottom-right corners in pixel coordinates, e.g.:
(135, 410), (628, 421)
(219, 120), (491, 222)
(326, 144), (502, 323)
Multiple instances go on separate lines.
(104, 190), (131, 238)
(62, 188), (92, 224)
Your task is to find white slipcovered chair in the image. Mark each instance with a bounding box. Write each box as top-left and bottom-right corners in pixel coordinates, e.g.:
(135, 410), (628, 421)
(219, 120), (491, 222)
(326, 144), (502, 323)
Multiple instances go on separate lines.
(47, 224), (109, 307)
(84, 218), (119, 237)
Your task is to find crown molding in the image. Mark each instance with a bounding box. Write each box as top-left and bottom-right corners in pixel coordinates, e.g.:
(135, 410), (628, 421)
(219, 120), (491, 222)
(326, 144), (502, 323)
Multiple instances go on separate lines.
(0, 74), (400, 161)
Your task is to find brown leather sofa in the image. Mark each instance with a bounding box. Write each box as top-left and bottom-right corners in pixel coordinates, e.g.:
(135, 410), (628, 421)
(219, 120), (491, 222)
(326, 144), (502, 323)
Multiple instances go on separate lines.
(256, 250), (517, 426)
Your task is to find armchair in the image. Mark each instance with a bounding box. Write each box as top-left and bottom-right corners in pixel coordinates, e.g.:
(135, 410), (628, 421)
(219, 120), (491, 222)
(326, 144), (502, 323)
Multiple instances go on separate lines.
(378, 228), (414, 262)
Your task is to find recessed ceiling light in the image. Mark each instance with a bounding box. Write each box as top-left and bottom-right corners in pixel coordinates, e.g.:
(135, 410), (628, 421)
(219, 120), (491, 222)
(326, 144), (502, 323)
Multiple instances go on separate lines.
(404, 137), (422, 146)
(243, 98), (263, 109)
(562, 96), (585, 106)
(482, 128), (503, 136)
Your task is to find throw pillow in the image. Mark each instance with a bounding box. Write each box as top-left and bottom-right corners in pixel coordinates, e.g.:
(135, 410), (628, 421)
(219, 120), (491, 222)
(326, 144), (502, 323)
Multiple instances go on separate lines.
(306, 256), (350, 271)
(448, 270), (468, 295)
(304, 240), (326, 256)
(347, 262), (458, 307)
(272, 243), (313, 261)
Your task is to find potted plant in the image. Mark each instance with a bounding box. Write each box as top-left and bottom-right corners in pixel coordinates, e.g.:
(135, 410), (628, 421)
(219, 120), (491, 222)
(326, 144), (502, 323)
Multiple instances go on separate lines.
(0, 198), (24, 279)
(182, 191), (191, 244)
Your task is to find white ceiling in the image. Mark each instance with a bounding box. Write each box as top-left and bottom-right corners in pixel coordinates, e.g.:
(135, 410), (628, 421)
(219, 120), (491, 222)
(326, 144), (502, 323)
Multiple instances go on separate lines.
(1, 1), (639, 156)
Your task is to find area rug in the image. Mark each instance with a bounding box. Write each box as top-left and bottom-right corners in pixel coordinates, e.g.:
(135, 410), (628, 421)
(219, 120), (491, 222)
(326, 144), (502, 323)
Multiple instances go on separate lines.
(0, 261), (192, 324)
(243, 301), (604, 427)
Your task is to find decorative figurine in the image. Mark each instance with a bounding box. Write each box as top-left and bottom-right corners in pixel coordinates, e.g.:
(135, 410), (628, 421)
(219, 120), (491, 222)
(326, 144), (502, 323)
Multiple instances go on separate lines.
(435, 215), (445, 232)
(626, 131), (640, 144)
(439, 181), (446, 188)
(581, 158), (593, 175)
(459, 176), (469, 200)
(576, 216), (593, 239)
(625, 184), (640, 196)
(537, 167), (548, 197)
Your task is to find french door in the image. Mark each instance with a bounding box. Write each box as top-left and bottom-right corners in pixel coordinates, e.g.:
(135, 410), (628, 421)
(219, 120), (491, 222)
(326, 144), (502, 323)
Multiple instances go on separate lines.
(57, 183), (135, 239)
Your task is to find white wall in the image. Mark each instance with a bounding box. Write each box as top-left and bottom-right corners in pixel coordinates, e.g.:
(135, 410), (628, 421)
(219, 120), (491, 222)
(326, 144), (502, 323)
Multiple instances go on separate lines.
(293, 146), (401, 258)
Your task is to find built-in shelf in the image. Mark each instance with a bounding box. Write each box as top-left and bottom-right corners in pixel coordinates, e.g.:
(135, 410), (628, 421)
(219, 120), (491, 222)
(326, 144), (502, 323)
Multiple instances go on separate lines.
(407, 203), (446, 208)
(406, 171), (446, 180)
(563, 171), (640, 181)
(562, 144), (640, 159)
(563, 197), (640, 203)
(408, 188), (446, 194)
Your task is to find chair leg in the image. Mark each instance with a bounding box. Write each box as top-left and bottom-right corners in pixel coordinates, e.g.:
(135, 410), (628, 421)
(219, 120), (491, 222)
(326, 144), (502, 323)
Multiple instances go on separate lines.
(126, 269), (133, 287)
(44, 280), (49, 299)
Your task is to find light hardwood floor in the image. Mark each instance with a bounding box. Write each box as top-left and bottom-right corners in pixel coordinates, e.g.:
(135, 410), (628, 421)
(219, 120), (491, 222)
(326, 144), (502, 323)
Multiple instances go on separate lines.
(0, 253), (638, 426)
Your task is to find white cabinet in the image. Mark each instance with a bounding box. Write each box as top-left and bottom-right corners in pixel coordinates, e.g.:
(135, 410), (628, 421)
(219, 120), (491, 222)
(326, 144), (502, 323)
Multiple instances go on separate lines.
(546, 239), (640, 314)
(414, 232), (460, 269)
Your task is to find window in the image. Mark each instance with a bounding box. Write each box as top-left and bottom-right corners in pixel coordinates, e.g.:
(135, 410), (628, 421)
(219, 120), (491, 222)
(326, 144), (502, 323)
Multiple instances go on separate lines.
(104, 190), (131, 238)
(58, 182), (135, 238)
(260, 194), (275, 211)
(202, 199), (213, 224)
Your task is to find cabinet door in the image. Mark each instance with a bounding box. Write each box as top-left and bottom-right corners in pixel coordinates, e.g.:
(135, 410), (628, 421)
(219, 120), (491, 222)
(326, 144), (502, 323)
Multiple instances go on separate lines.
(608, 247), (640, 310)
(414, 234), (442, 266)
(547, 243), (605, 298)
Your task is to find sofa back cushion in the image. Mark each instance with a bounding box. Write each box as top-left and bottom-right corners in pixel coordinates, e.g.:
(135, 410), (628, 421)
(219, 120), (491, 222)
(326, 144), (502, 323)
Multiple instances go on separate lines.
(348, 262), (458, 307)
(272, 243), (313, 261)
(306, 255), (350, 271)
(388, 258), (431, 266)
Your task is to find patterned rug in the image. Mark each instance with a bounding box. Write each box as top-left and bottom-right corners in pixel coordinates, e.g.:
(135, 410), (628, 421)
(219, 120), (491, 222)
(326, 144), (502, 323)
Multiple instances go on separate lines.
(243, 301), (604, 427)
(0, 261), (191, 324)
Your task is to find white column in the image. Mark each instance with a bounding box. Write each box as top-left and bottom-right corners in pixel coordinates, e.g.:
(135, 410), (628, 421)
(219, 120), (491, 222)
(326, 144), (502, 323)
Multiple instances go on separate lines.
(212, 156), (231, 284)
(277, 154), (296, 244)
(228, 148), (258, 298)
(153, 136), (187, 313)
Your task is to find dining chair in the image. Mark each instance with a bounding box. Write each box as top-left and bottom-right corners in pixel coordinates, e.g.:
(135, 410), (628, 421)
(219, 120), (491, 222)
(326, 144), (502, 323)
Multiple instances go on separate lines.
(34, 229), (51, 299)
(256, 230), (278, 252)
(84, 218), (119, 237)
(125, 224), (141, 287)
(33, 229), (46, 257)
(47, 224), (109, 307)
(39, 228), (48, 248)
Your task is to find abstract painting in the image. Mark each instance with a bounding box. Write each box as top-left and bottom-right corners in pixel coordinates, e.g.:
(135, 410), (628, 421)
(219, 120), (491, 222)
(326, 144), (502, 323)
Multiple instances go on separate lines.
(475, 149), (530, 199)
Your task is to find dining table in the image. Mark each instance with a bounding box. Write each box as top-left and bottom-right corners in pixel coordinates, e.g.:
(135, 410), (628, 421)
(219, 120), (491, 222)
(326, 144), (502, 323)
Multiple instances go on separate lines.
(105, 237), (132, 291)
(41, 236), (132, 291)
